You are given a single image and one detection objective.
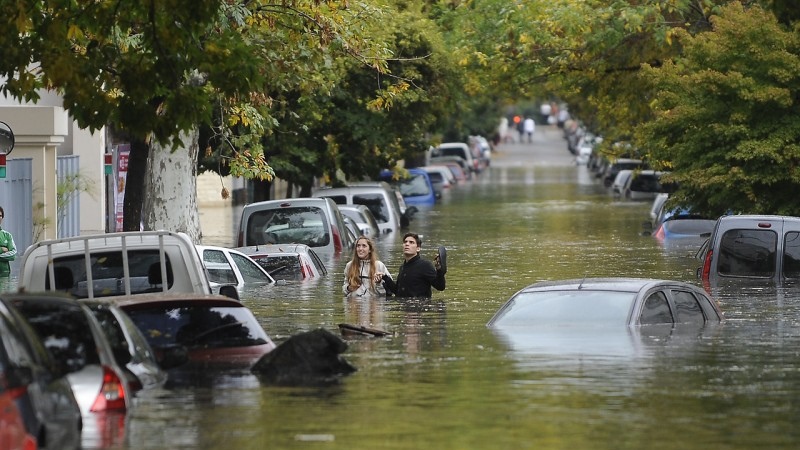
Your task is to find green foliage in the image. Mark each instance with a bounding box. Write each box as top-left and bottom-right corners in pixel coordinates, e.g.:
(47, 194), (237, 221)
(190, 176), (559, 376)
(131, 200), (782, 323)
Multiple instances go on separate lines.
(638, 2), (800, 216)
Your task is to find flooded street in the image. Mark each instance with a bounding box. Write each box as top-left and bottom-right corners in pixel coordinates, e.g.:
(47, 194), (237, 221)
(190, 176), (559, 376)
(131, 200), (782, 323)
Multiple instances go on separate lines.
(111, 128), (800, 448)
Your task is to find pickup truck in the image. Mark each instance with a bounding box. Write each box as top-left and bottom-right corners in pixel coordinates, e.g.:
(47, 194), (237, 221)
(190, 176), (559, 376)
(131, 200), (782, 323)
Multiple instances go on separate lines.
(18, 231), (214, 298)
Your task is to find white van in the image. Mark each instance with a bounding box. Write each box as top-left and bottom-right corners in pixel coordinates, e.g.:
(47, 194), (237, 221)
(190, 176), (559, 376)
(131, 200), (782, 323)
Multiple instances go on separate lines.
(313, 182), (413, 235)
(236, 197), (352, 258)
(18, 231), (212, 298)
(697, 215), (800, 289)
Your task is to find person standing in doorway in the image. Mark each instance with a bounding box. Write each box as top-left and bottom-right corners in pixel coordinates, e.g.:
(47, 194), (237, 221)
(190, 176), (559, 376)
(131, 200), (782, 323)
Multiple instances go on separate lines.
(343, 236), (391, 297)
(0, 206), (17, 277)
(523, 116), (536, 143)
(382, 232), (446, 298)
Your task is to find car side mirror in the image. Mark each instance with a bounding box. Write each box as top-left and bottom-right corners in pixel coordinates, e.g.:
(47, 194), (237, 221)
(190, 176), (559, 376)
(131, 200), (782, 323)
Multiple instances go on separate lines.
(5, 365), (34, 387)
(219, 285), (240, 301)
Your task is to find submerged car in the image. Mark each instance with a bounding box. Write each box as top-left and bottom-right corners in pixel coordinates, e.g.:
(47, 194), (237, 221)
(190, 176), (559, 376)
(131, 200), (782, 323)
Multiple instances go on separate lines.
(378, 168), (437, 207)
(111, 293), (277, 370)
(487, 278), (723, 328)
(237, 197), (352, 257)
(235, 243), (328, 281)
(697, 215), (800, 289)
(196, 245), (276, 290)
(338, 204), (381, 239)
(0, 296), (83, 450)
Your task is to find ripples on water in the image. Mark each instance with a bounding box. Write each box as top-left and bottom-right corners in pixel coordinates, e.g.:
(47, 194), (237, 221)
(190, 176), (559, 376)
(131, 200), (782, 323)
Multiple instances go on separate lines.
(65, 157), (800, 448)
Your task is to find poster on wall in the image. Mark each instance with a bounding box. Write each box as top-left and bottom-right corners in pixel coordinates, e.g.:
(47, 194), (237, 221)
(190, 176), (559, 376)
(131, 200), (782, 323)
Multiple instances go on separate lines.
(114, 144), (130, 231)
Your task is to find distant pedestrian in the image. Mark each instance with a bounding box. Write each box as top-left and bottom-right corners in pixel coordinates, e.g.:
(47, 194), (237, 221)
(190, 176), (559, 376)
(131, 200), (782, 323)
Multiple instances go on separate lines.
(0, 206), (16, 277)
(523, 117), (536, 143)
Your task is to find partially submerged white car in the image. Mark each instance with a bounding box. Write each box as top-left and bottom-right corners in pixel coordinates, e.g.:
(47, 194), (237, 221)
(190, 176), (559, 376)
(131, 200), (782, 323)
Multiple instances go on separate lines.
(18, 231), (214, 298)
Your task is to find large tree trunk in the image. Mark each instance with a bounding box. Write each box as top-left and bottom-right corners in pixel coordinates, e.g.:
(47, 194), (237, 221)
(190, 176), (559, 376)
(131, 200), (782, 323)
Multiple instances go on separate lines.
(142, 129), (202, 242)
(122, 136), (149, 231)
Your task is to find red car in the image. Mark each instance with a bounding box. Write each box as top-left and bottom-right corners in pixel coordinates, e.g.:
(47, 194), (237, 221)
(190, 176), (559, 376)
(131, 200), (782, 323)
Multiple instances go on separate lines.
(105, 293), (276, 369)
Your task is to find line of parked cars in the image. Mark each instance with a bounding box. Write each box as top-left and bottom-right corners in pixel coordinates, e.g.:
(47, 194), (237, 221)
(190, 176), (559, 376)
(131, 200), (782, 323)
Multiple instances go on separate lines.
(0, 136), (492, 446)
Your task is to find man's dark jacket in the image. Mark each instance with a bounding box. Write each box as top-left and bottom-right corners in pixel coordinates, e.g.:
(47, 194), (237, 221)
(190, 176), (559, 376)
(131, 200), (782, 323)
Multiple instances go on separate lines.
(382, 254), (445, 298)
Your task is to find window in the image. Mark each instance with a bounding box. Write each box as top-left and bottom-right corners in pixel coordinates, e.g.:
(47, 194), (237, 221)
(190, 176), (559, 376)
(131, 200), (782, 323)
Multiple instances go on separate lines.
(230, 252), (272, 283)
(253, 255), (303, 281)
(50, 250), (174, 297)
(203, 250), (237, 285)
(671, 290), (706, 325)
(784, 231), (800, 278)
(353, 194), (389, 224)
(718, 229), (776, 277)
(246, 206), (330, 247)
(640, 291), (673, 325)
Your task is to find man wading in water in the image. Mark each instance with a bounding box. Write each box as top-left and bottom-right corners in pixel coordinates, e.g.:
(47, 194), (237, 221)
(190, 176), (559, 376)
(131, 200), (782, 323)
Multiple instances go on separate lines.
(382, 232), (446, 298)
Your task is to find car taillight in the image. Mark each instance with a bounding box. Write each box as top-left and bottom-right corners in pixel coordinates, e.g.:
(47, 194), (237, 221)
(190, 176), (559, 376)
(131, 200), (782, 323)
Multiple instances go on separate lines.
(653, 224), (665, 240)
(299, 257), (308, 279)
(701, 248), (713, 282)
(90, 366), (127, 412)
(332, 227), (342, 253)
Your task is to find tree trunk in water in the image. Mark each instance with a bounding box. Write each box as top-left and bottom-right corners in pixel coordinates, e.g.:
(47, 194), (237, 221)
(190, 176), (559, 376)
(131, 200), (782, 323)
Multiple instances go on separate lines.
(122, 137), (150, 231)
(142, 129), (202, 243)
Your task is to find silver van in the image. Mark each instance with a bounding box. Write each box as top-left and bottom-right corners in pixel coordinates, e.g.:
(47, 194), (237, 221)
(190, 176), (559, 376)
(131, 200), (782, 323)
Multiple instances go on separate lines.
(236, 197), (352, 258)
(313, 182), (415, 234)
(697, 215), (800, 289)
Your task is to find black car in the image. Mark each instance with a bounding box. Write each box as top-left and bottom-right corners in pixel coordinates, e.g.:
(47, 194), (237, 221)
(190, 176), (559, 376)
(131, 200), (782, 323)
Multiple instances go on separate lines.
(0, 295), (83, 450)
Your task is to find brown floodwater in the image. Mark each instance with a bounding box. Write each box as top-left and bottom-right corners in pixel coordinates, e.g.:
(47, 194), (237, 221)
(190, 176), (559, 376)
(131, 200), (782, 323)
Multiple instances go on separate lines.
(47, 130), (800, 448)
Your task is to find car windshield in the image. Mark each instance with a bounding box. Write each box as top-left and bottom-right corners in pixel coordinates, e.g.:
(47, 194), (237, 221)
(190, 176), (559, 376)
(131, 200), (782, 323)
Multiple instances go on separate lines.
(387, 173), (431, 197)
(491, 290), (636, 326)
(246, 206), (330, 247)
(125, 305), (270, 349)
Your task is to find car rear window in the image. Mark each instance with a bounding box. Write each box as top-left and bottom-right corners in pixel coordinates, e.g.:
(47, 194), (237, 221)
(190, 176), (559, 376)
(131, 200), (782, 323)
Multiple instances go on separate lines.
(45, 250), (174, 298)
(491, 291), (635, 326)
(246, 206), (330, 247)
(13, 301), (101, 372)
(783, 231), (800, 278)
(124, 305), (270, 349)
(383, 173), (431, 198)
(353, 194), (390, 224)
(251, 255), (303, 280)
(718, 229), (777, 278)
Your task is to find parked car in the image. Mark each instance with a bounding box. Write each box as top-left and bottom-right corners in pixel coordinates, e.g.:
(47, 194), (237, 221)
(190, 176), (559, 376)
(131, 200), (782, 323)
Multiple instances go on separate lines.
(97, 293), (277, 371)
(600, 158), (648, 188)
(436, 160), (468, 184)
(487, 278), (723, 327)
(429, 155), (472, 180)
(338, 204), (380, 239)
(697, 215), (800, 289)
(313, 182), (413, 234)
(434, 142), (481, 174)
(9, 293), (166, 447)
(421, 165), (454, 196)
(0, 296), (83, 450)
(622, 170), (674, 201)
(196, 245), (276, 291)
(469, 135), (492, 168)
(0, 387), (37, 450)
(236, 197), (353, 258)
(18, 231), (213, 298)
(235, 243), (328, 281)
(651, 208), (716, 241)
(378, 168), (437, 207)
(610, 169), (633, 197)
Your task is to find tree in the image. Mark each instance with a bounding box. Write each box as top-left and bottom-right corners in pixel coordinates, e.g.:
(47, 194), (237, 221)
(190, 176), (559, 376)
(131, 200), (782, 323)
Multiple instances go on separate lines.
(0, 1), (392, 240)
(638, 2), (800, 216)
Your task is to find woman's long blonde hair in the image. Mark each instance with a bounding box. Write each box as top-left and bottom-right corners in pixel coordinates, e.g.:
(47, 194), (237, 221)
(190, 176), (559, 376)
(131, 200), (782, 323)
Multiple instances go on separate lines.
(346, 236), (378, 289)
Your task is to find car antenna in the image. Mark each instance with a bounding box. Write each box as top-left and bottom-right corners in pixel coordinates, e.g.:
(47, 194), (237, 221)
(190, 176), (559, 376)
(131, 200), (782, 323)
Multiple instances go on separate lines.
(578, 275), (587, 290)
